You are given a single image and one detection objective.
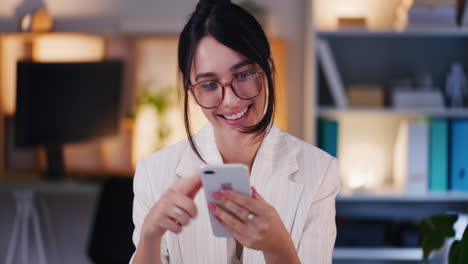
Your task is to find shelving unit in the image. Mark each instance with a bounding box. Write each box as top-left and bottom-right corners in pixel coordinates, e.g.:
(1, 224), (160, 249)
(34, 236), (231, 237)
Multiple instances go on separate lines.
(306, 2), (468, 264)
(334, 247), (422, 262)
(338, 191), (468, 202)
(319, 28), (468, 37)
(318, 107), (468, 119)
(334, 192), (467, 264)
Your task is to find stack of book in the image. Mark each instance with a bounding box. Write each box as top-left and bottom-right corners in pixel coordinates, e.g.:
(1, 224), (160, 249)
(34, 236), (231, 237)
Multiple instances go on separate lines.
(318, 119), (338, 158)
(318, 118), (468, 193)
(394, 119), (468, 193)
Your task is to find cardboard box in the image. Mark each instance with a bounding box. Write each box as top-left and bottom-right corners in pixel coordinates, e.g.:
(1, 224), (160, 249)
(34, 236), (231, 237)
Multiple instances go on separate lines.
(347, 85), (384, 107)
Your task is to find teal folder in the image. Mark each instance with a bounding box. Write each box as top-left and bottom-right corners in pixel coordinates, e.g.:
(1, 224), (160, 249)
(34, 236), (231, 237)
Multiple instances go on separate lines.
(429, 119), (448, 191)
(450, 120), (468, 191)
(318, 119), (338, 158)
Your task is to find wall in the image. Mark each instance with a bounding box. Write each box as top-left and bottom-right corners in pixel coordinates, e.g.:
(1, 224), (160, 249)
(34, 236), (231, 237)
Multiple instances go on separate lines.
(0, 0), (307, 138)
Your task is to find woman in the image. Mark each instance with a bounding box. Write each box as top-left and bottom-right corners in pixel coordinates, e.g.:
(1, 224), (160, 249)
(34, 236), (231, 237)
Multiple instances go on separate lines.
(131, 0), (340, 263)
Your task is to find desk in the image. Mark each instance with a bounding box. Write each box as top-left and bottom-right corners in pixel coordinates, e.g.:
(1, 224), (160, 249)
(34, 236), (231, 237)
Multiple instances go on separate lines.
(0, 179), (100, 264)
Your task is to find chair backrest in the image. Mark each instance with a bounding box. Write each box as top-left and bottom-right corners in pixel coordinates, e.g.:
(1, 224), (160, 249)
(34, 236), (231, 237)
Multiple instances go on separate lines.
(87, 177), (135, 264)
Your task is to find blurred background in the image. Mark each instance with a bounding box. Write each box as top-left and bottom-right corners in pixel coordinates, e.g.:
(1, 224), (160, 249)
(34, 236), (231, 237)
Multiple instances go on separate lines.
(0, 0), (467, 263)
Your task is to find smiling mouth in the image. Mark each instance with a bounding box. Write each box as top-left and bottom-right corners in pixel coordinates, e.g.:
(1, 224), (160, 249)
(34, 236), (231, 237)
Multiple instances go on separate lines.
(219, 105), (250, 120)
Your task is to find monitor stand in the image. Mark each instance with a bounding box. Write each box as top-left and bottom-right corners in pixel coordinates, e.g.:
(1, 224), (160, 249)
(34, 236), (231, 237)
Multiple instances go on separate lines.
(45, 144), (66, 180)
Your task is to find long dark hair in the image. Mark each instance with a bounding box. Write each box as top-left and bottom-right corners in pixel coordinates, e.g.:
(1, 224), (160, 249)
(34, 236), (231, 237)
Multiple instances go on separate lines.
(178, 0), (275, 162)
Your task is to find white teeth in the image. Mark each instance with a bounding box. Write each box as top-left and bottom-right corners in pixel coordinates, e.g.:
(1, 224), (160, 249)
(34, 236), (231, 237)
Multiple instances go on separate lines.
(223, 107), (248, 120)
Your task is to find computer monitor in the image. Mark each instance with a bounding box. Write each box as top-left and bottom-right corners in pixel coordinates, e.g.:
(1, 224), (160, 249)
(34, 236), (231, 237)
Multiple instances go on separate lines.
(15, 60), (124, 180)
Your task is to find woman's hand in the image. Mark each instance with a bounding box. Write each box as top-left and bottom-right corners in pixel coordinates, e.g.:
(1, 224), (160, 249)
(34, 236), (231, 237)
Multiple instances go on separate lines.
(207, 187), (300, 263)
(142, 175), (202, 240)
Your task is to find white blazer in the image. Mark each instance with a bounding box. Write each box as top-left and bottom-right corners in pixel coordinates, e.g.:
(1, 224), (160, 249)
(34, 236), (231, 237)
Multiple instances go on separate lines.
(131, 124), (340, 264)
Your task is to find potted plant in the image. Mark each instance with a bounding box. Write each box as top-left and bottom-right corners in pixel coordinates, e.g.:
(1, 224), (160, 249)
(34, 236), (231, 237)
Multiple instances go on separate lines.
(420, 214), (468, 264)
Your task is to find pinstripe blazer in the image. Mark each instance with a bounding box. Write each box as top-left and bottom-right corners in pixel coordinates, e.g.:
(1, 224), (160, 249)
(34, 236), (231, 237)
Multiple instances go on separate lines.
(131, 124), (340, 264)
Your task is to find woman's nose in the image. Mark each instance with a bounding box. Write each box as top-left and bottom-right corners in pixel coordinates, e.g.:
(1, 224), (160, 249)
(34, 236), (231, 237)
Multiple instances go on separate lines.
(222, 85), (241, 106)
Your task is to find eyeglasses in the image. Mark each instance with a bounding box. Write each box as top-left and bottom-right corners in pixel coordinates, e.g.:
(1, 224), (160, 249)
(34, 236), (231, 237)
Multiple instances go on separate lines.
(190, 69), (263, 109)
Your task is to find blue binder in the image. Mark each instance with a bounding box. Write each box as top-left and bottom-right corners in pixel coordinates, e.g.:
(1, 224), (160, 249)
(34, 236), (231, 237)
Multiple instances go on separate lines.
(429, 119), (448, 191)
(450, 120), (468, 191)
(318, 119), (338, 158)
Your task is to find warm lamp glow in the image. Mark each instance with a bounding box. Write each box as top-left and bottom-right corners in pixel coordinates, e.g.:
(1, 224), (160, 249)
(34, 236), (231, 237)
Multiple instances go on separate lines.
(0, 33), (106, 116)
(338, 114), (407, 191)
(33, 34), (105, 62)
(343, 143), (386, 190)
(0, 35), (29, 116)
(132, 105), (159, 166)
(131, 100), (207, 167)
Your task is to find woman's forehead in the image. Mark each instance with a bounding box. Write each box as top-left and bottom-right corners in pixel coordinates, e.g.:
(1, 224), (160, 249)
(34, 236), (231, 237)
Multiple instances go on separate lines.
(191, 36), (248, 77)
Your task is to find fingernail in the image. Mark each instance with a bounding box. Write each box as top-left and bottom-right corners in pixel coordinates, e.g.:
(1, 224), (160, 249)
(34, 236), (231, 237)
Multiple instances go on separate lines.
(208, 202), (216, 211)
(251, 187), (257, 198)
(211, 192), (222, 201)
(220, 189), (231, 197)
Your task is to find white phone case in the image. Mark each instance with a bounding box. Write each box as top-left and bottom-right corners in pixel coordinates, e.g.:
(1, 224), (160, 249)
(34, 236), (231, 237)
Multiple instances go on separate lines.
(200, 163), (251, 237)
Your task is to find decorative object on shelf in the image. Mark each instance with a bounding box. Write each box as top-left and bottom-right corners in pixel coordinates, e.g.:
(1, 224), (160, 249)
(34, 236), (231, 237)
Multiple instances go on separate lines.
(347, 85), (384, 107)
(445, 62), (468, 108)
(456, 0), (467, 26)
(393, 120), (429, 194)
(316, 38), (348, 108)
(20, 13), (32, 32)
(30, 8), (53, 33)
(337, 17), (367, 30)
(392, 88), (445, 108)
(391, 72), (445, 109)
(414, 72), (433, 88)
(420, 214), (468, 264)
(394, 0), (414, 31)
(408, 0), (458, 28)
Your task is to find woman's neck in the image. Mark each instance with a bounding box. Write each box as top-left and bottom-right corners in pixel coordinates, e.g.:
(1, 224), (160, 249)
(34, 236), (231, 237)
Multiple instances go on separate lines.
(214, 131), (262, 172)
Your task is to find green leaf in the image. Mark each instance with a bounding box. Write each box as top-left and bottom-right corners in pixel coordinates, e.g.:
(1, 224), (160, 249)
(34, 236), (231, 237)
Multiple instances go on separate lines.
(449, 240), (460, 264)
(456, 226), (468, 264)
(420, 214), (458, 262)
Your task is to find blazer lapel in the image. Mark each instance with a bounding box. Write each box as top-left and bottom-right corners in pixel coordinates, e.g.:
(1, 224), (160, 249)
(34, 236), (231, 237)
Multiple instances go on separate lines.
(173, 124), (227, 264)
(244, 125), (304, 263)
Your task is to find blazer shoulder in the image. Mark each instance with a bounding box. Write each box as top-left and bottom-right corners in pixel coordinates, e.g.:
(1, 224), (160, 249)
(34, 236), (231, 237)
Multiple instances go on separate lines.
(281, 131), (335, 165)
(281, 131), (338, 184)
(144, 139), (189, 163)
(138, 139), (190, 182)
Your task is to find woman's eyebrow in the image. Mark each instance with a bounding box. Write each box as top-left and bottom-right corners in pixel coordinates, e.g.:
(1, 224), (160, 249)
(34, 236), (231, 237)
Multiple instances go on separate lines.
(195, 72), (216, 82)
(230, 60), (253, 71)
(194, 60), (254, 82)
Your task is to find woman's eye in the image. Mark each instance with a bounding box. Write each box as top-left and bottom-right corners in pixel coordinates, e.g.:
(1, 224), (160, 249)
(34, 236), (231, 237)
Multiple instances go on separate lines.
(235, 71), (254, 80)
(200, 81), (218, 90)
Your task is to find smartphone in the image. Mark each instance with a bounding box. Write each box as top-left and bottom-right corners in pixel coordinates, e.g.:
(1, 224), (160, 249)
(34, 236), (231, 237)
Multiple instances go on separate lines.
(200, 163), (251, 237)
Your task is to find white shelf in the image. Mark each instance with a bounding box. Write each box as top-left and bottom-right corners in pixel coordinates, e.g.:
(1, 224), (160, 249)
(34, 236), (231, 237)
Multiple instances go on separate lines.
(333, 247), (422, 261)
(318, 107), (468, 119)
(318, 27), (468, 37)
(337, 191), (468, 202)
